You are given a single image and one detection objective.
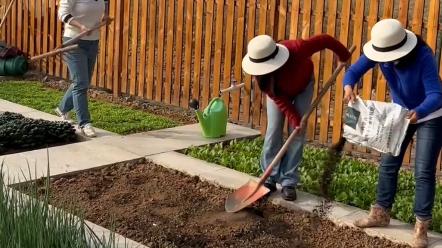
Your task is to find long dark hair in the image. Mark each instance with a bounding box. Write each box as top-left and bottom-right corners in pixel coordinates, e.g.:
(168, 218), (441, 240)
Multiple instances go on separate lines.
(255, 40), (283, 96)
(394, 34), (428, 69)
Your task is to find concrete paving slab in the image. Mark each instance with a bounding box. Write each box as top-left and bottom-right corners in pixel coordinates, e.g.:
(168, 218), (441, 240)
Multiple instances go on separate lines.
(85, 220), (147, 248)
(15, 141), (141, 175)
(0, 99), (38, 113)
(148, 152), (225, 175)
(430, 240), (442, 247)
(268, 187), (360, 220)
(128, 123), (260, 146)
(0, 153), (80, 184)
(338, 210), (442, 246)
(98, 123), (260, 156)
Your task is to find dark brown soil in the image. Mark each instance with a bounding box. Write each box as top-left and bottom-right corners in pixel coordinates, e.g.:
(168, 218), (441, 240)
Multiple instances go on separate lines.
(33, 160), (410, 248)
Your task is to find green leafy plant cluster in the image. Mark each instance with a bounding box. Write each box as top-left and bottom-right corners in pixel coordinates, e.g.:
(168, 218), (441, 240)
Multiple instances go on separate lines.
(0, 81), (179, 134)
(185, 138), (442, 233)
(0, 112), (76, 151)
(0, 162), (125, 248)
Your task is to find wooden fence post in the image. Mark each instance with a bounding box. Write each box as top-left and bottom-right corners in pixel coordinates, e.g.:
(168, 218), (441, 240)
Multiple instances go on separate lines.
(110, 0), (124, 97)
(271, 0), (280, 40)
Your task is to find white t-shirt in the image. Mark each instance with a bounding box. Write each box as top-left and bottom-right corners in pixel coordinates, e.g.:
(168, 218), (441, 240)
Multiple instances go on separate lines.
(58, 0), (106, 41)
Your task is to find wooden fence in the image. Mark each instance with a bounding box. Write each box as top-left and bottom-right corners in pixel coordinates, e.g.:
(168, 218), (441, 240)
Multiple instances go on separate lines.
(1, 0), (442, 168)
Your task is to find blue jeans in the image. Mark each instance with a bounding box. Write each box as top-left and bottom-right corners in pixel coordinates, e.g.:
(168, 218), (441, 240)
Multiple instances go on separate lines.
(260, 76), (314, 187)
(58, 37), (99, 127)
(376, 116), (442, 219)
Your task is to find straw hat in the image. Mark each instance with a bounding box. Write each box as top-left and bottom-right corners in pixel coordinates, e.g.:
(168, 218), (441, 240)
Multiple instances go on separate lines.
(242, 35), (290, 76)
(363, 19), (417, 62)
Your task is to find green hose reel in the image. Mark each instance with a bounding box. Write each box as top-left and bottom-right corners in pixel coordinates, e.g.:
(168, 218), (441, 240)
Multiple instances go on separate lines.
(0, 56), (29, 76)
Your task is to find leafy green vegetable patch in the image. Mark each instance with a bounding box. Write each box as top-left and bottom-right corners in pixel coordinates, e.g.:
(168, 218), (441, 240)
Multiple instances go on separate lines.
(0, 81), (179, 134)
(185, 137), (442, 233)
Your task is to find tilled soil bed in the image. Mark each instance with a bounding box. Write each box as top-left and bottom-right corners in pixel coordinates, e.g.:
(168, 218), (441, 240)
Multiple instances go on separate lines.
(32, 160), (409, 248)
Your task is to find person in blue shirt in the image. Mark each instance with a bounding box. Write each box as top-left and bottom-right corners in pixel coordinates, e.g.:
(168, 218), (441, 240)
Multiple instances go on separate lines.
(342, 19), (442, 248)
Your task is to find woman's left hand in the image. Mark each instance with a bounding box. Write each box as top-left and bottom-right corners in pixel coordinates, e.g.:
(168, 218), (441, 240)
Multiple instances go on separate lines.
(103, 15), (114, 25)
(407, 110), (418, 124)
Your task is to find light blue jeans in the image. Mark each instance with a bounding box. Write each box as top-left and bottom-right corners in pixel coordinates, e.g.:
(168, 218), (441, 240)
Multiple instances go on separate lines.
(260, 76), (314, 187)
(58, 37), (99, 127)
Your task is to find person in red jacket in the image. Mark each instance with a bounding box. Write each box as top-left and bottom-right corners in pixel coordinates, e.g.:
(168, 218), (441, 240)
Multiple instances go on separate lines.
(242, 34), (350, 201)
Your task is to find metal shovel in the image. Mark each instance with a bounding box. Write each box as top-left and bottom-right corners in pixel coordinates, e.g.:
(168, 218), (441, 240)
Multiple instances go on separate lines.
(225, 45), (357, 213)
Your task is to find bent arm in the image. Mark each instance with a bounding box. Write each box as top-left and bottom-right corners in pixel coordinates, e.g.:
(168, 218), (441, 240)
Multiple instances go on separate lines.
(268, 94), (301, 128)
(297, 34), (351, 62)
(414, 53), (442, 119)
(58, 0), (84, 29)
(342, 54), (376, 89)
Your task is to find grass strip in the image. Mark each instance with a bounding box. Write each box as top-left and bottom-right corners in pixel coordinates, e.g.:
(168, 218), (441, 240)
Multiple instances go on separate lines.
(0, 81), (179, 134)
(185, 137), (442, 233)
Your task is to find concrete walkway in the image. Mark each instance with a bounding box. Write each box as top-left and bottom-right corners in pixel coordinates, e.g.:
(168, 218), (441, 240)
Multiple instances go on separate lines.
(2, 99), (442, 247)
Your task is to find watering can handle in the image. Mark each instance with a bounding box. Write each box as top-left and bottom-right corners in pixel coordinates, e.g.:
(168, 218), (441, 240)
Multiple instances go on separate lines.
(255, 45), (357, 189)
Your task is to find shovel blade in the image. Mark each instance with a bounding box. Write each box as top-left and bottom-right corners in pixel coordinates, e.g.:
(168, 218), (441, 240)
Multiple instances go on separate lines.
(225, 180), (270, 213)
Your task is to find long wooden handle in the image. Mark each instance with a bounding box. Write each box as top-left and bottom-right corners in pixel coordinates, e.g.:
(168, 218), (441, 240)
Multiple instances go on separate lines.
(0, 0), (17, 33)
(54, 19), (112, 49)
(29, 44), (79, 62)
(256, 45), (357, 187)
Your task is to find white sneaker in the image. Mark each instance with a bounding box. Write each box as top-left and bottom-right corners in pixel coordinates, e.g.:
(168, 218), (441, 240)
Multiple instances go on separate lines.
(55, 107), (74, 124)
(81, 123), (96, 138)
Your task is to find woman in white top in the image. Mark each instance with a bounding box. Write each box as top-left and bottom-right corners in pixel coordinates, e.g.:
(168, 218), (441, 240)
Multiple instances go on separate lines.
(56, 0), (110, 137)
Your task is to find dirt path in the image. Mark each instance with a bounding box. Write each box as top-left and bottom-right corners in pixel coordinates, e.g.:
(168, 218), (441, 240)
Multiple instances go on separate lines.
(32, 160), (410, 248)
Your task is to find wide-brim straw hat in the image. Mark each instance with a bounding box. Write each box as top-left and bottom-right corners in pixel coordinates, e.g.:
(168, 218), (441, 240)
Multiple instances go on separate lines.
(242, 35), (289, 76)
(363, 18), (417, 62)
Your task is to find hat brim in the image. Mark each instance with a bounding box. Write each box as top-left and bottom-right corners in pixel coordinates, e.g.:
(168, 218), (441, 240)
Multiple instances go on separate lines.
(242, 44), (290, 76)
(363, 30), (417, 62)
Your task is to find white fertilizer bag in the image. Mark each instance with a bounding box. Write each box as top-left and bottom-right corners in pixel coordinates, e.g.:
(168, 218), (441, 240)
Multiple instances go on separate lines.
(343, 96), (410, 156)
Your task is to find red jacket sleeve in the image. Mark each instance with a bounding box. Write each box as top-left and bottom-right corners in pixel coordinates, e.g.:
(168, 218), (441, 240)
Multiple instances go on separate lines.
(296, 34), (351, 62)
(268, 94), (301, 128)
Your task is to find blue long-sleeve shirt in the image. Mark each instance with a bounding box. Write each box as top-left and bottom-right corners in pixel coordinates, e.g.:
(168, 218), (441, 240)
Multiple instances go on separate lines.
(342, 45), (442, 119)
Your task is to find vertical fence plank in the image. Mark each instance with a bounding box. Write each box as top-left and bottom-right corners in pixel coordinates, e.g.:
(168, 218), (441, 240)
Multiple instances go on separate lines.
(164, 0), (175, 104)
(129, 0), (139, 95)
(112, 0), (124, 97)
(212, 0), (224, 106)
(97, 5), (107, 88)
(48, 0), (56, 75)
(352, 0), (367, 152)
(10, 0), (16, 46)
(303, 0), (314, 139)
(55, 0), (62, 77)
(253, 0), (267, 130)
(332, 0), (350, 144)
(146, 0), (157, 99)
(242, 0), (255, 124)
(172, 0), (184, 105)
(202, 0), (214, 107)
(288, 0), (300, 39)
(318, 0), (337, 142)
(0, 0), (6, 41)
(137, 0), (148, 97)
(42, 0), (49, 74)
(182, 0), (193, 108)
(277, 0), (287, 40)
(222, 0), (235, 115)
(155, 0), (166, 101)
(192, 0), (204, 104)
(120, 0), (130, 93)
(29, 0), (35, 59)
(6, 0), (11, 44)
(22, 0), (29, 56)
(16, 0), (22, 50)
(36, 1), (42, 70)
(232, 0), (246, 122)
(106, 0), (116, 89)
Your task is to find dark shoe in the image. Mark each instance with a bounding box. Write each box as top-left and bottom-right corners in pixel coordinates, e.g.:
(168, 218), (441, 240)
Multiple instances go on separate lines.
(263, 183), (277, 197)
(281, 186), (297, 201)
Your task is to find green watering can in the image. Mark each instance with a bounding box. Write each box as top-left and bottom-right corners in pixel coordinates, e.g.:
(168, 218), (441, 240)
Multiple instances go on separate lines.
(189, 80), (245, 138)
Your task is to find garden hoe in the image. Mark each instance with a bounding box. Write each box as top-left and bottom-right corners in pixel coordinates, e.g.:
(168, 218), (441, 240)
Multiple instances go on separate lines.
(225, 45), (357, 213)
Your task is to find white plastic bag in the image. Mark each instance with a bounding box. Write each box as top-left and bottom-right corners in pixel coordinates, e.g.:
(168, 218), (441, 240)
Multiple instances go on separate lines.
(343, 96), (410, 156)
